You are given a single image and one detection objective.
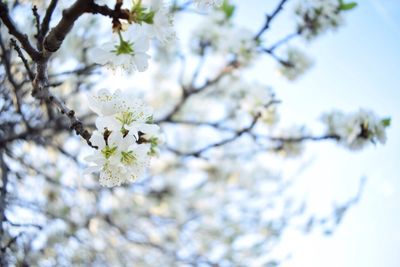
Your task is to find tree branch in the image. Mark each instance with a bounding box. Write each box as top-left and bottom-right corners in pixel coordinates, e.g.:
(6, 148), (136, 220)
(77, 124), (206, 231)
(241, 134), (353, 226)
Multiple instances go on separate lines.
(43, 0), (92, 53)
(10, 38), (34, 81)
(254, 0), (289, 40)
(38, 0), (59, 50)
(0, 1), (40, 59)
(46, 93), (97, 148)
(167, 101), (280, 157)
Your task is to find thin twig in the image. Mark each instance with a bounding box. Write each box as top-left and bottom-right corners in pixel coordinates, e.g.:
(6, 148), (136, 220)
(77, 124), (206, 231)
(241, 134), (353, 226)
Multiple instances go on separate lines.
(10, 38), (34, 81)
(254, 0), (289, 40)
(0, 2), (40, 59)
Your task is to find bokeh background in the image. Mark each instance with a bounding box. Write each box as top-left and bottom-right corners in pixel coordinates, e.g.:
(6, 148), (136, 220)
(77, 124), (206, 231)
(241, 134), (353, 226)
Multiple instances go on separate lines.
(1, 0), (399, 265)
(237, 0), (400, 266)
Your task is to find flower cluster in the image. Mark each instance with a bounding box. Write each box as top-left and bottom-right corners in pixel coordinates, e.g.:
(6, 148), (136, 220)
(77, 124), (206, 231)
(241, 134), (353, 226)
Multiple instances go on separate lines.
(278, 47), (313, 81)
(191, 5), (258, 65)
(91, 0), (175, 73)
(295, 0), (350, 39)
(85, 89), (161, 187)
(322, 109), (390, 150)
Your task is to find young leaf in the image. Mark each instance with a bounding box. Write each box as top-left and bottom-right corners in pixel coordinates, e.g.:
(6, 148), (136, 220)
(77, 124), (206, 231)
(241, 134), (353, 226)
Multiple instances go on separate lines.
(221, 0), (236, 19)
(339, 2), (358, 11)
(381, 117), (391, 127)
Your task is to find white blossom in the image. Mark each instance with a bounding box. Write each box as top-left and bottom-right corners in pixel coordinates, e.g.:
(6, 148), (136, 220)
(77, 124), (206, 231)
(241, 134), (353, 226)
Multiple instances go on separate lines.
(85, 131), (151, 187)
(191, 11), (257, 65)
(140, 0), (176, 44)
(239, 83), (278, 124)
(191, 11), (228, 53)
(86, 89), (160, 186)
(87, 89), (125, 116)
(221, 27), (258, 64)
(94, 99), (159, 139)
(90, 25), (150, 73)
(322, 109), (390, 150)
(295, 0), (344, 39)
(278, 47), (313, 81)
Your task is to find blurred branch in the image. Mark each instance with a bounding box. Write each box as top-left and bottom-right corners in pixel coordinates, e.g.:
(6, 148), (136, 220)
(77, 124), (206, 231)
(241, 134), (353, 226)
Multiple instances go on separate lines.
(10, 38), (34, 81)
(5, 215), (42, 230)
(268, 30), (301, 52)
(262, 134), (340, 143)
(304, 177), (367, 235)
(254, 0), (289, 40)
(0, 232), (23, 254)
(167, 100), (280, 157)
(0, 151), (9, 266)
(48, 64), (98, 77)
(157, 61), (239, 123)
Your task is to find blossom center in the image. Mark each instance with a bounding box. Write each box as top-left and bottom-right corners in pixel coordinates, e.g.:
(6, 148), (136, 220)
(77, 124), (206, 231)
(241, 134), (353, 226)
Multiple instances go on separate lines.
(116, 111), (135, 126)
(121, 151), (136, 165)
(101, 145), (117, 159)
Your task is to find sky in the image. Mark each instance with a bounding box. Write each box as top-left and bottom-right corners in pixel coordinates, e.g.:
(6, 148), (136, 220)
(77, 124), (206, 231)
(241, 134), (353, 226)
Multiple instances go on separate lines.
(236, 0), (400, 266)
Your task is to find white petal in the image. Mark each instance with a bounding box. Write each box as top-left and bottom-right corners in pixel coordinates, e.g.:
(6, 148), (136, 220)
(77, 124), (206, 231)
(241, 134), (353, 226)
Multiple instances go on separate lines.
(96, 116), (120, 132)
(134, 36), (150, 52)
(133, 53), (150, 72)
(89, 131), (106, 149)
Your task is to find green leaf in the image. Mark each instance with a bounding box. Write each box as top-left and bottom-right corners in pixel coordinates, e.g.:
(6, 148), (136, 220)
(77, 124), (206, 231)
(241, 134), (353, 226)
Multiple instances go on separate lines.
(381, 117), (391, 127)
(140, 10), (155, 24)
(339, 2), (358, 11)
(220, 0), (236, 19)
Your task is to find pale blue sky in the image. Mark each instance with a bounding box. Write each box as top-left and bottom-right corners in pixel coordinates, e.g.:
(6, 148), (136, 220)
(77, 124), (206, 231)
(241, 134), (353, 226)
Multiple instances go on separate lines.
(237, 0), (400, 266)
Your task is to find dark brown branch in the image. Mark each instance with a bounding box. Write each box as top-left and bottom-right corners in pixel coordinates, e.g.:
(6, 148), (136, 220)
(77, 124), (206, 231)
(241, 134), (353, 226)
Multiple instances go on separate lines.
(0, 34), (29, 128)
(46, 93), (97, 148)
(10, 38), (34, 81)
(32, 5), (41, 41)
(0, 34), (18, 90)
(43, 0), (92, 53)
(28, 0), (99, 147)
(88, 2), (130, 20)
(39, 0), (59, 50)
(0, 2), (40, 59)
